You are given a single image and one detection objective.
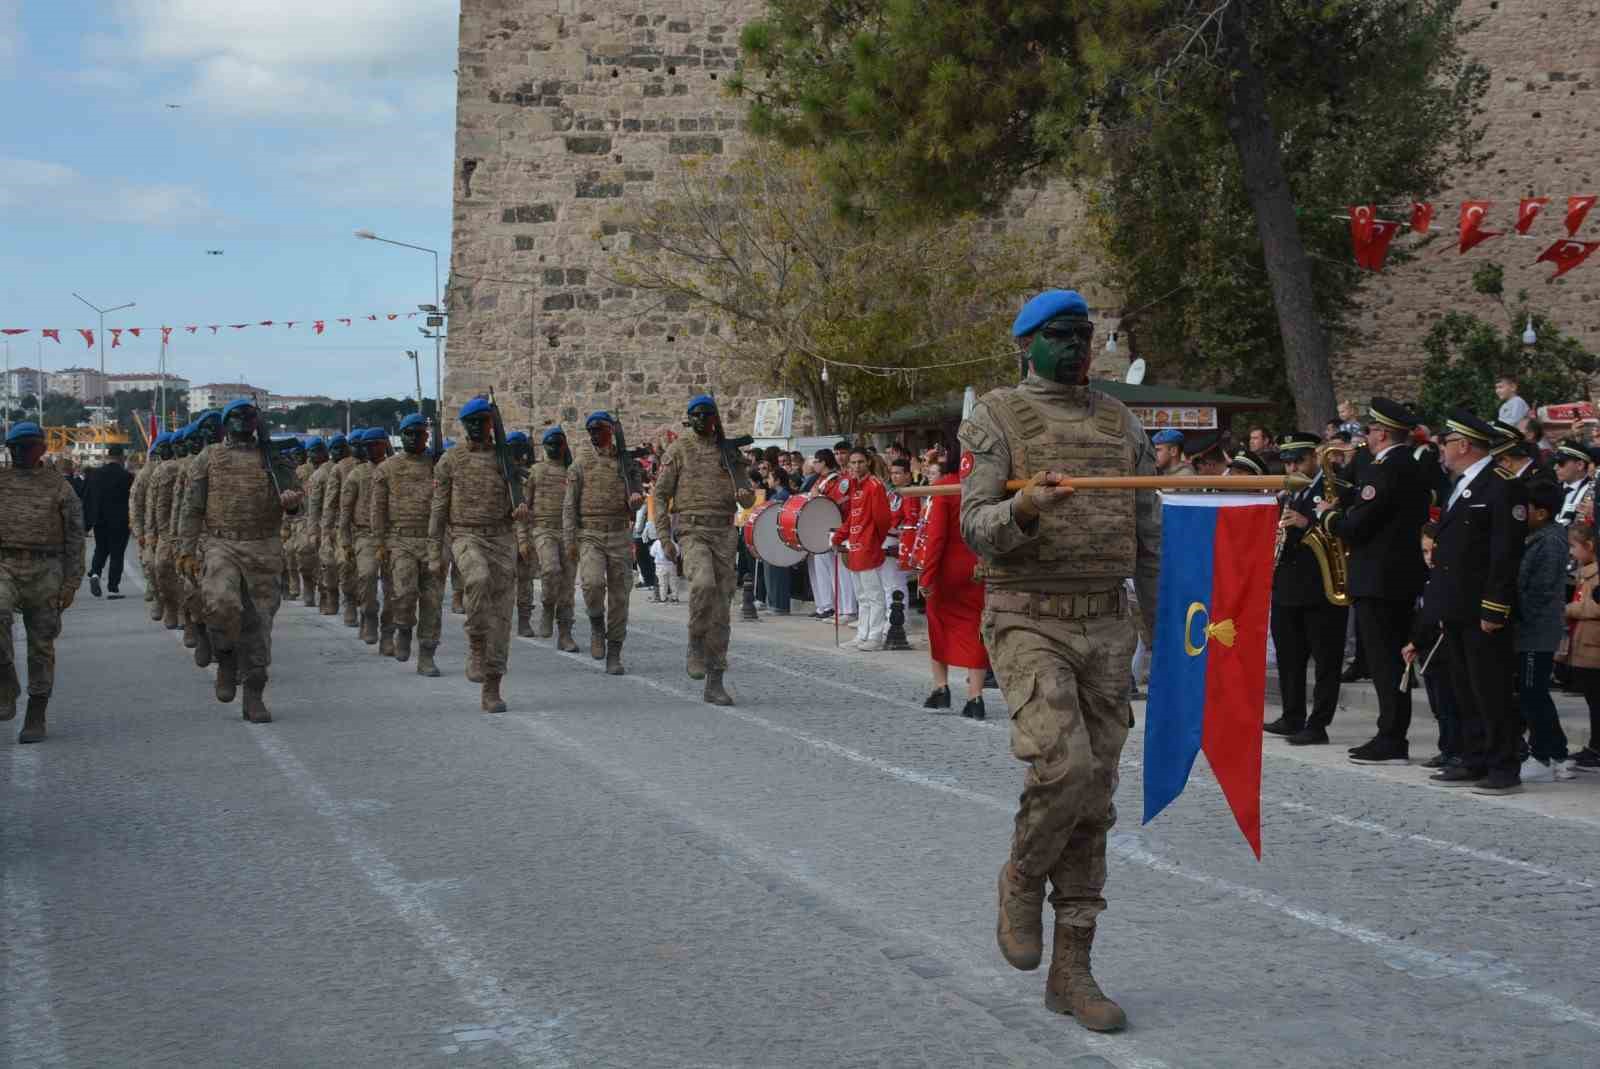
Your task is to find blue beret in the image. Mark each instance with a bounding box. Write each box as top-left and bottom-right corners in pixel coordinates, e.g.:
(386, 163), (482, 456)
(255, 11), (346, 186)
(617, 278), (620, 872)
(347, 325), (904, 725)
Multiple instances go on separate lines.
(1012, 289), (1089, 338)
(349, 427), (366, 439)
(197, 409), (222, 425)
(460, 396), (492, 421)
(174, 427), (190, 442)
(506, 430), (530, 444)
(399, 414), (427, 432)
(154, 431), (173, 446)
(306, 436), (327, 450)
(541, 426), (566, 445)
(687, 394), (716, 414)
(585, 410), (613, 429)
(442, 437), (457, 449)
(221, 398), (256, 419)
(361, 427), (387, 443)
(1151, 429), (1184, 446)
(5, 420), (44, 443)
(328, 433), (347, 447)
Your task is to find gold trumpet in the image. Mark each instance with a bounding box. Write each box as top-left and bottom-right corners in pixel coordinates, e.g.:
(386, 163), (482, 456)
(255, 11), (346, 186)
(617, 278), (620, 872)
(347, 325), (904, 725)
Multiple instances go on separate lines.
(1303, 443), (1358, 606)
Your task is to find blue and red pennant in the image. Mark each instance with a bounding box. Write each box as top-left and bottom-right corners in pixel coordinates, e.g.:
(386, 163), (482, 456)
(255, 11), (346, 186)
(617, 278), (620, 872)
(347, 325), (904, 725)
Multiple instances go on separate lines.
(1143, 494), (1277, 857)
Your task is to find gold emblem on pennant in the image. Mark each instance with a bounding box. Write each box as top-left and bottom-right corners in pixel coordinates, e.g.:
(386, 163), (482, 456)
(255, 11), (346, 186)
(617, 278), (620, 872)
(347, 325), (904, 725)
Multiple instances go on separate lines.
(1184, 602), (1237, 657)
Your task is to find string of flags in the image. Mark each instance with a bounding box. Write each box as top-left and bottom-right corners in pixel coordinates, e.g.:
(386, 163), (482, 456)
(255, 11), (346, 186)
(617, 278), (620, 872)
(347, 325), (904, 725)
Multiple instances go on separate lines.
(0, 312), (426, 349)
(1347, 195), (1598, 277)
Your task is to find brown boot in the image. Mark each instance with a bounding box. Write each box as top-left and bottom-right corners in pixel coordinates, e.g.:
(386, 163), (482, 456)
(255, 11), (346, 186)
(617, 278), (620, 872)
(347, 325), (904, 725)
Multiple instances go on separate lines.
(242, 676), (273, 724)
(451, 589), (465, 614)
(996, 861), (1045, 971)
(320, 589), (339, 615)
(163, 604), (181, 630)
(416, 644), (441, 677)
(557, 620), (579, 653)
(378, 628), (395, 657)
(303, 573), (317, 606)
(18, 695), (48, 743)
(149, 598), (165, 622)
(589, 615), (606, 660)
(536, 605), (555, 639)
(605, 640), (625, 676)
(517, 607), (534, 638)
(343, 602), (359, 628)
(1044, 921), (1127, 1032)
(182, 620), (199, 648)
(1, 663), (20, 721)
(466, 634), (484, 683)
(215, 652), (238, 703)
(703, 669), (733, 706)
(193, 625), (213, 668)
(686, 638), (706, 681)
(481, 675), (506, 714)
(394, 628), (412, 662)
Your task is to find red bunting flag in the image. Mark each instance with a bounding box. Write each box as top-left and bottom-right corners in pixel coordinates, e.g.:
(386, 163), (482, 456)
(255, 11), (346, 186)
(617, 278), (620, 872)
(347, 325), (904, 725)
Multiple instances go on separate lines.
(230, 324), (248, 330)
(1459, 201), (1499, 253)
(1359, 220), (1404, 271)
(366, 314), (378, 321)
(338, 318), (351, 326)
(161, 327), (172, 344)
(259, 320), (273, 327)
(1410, 202), (1434, 234)
(110, 328), (123, 348)
(79, 329), (94, 348)
(1348, 205), (1375, 256)
(1569, 195), (1598, 236)
(128, 327), (142, 338)
(386, 313), (398, 321)
(1536, 238), (1600, 278)
(209, 326), (220, 334)
(314, 320), (325, 334)
(1, 328), (27, 336)
(185, 326), (198, 334)
(42, 329), (60, 343)
(1516, 197), (1550, 234)
(285, 321), (296, 329)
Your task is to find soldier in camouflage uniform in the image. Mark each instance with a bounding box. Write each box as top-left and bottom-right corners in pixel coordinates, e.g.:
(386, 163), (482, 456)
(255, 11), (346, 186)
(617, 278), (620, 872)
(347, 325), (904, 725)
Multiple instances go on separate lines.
(130, 442), (160, 618)
(342, 427), (396, 654)
(1, 421), (86, 743)
(174, 413), (223, 658)
(374, 414), (443, 676)
(296, 438), (328, 606)
(321, 429), (362, 626)
(145, 430), (185, 629)
(282, 440), (309, 598)
(519, 427), (579, 652)
(430, 397), (526, 712)
(506, 431), (537, 637)
(179, 398), (303, 723)
(310, 433), (348, 614)
(651, 395), (754, 705)
(959, 290), (1160, 1033)
(565, 411), (642, 675)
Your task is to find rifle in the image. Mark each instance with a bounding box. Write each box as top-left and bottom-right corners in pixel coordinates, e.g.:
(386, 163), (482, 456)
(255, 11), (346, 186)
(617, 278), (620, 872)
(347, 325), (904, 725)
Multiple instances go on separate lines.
(486, 389), (525, 509)
(717, 430), (754, 494)
(255, 420), (283, 497)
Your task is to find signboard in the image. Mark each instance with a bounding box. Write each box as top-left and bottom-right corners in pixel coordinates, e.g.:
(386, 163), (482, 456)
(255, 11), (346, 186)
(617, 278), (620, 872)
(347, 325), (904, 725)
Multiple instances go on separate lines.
(1128, 405), (1218, 431)
(1538, 401), (1595, 426)
(752, 397), (794, 439)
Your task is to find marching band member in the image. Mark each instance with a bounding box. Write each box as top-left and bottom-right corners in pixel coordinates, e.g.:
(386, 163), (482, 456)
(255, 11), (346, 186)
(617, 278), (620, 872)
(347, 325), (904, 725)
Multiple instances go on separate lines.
(879, 457), (919, 615)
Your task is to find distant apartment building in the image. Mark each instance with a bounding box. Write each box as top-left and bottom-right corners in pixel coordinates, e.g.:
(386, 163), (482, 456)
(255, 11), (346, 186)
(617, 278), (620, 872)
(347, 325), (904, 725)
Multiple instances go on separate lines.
(48, 367), (109, 402)
(3, 366), (50, 400)
(105, 372), (191, 395)
(265, 393), (336, 412)
(189, 382), (269, 413)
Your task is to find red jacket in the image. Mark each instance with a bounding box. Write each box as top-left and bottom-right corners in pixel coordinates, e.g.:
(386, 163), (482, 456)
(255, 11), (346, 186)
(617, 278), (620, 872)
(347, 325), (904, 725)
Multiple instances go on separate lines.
(831, 474), (892, 571)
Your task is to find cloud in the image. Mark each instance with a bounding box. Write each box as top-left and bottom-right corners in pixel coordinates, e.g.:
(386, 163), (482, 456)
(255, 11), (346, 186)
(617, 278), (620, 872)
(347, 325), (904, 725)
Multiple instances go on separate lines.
(0, 157), (218, 227)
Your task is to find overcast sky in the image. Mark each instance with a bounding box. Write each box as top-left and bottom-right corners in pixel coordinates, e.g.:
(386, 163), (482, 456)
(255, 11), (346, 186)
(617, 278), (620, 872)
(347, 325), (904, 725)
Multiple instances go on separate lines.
(0, 0), (457, 399)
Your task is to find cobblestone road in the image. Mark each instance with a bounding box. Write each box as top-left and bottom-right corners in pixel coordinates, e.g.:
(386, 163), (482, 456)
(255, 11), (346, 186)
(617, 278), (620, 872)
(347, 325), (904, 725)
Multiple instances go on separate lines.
(3, 560), (1597, 1067)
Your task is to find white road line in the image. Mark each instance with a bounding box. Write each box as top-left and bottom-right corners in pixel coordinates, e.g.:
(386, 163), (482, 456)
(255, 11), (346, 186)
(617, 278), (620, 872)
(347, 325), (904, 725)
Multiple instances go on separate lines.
(520, 636), (1600, 1034)
(250, 733), (572, 1066)
(2, 750), (68, 1068)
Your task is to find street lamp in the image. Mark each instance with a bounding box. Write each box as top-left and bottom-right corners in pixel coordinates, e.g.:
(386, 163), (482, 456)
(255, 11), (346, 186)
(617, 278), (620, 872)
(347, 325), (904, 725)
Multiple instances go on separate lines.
(354, 229), (443, 414)
(71, 292), (135, 416)
(404, 349), (424, 412)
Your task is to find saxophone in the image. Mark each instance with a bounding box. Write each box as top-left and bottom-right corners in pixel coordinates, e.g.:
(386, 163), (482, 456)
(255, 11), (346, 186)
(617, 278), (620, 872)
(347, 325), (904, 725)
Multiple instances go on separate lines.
(1302, 444), (1356, 607)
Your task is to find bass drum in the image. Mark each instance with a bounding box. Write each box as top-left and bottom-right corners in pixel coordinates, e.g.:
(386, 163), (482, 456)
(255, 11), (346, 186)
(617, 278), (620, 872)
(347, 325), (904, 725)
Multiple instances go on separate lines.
(745, 501), (807, 567)
(778, 495), (842, 554)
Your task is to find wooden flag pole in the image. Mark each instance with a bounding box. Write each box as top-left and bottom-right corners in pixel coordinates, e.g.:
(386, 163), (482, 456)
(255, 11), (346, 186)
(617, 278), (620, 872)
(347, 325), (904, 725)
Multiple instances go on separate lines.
(897, 474), (1311, 497)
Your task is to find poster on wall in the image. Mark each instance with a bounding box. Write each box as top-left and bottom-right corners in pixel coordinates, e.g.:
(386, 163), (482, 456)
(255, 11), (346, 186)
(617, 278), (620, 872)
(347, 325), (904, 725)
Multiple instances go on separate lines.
(752, 397), (795, 439)
(1128, 405), (1218, 431)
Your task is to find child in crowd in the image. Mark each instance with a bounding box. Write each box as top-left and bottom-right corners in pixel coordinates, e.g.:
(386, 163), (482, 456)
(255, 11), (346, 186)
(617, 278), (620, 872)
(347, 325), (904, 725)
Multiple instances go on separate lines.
(649, 520), (681, 603)
(1515, 480), (1573, 783)
(1404, 522), (1459, 768)
(1562, 523), (1600, 772)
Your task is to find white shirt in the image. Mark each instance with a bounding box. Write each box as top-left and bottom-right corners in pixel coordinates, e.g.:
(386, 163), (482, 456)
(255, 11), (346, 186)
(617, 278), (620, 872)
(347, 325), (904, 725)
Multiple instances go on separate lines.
(1560, 476), (1593, 525)
(1446, 455), (1493, 511)
(1373, 443), (1404, 463)
(1498, 395), (1530, 426)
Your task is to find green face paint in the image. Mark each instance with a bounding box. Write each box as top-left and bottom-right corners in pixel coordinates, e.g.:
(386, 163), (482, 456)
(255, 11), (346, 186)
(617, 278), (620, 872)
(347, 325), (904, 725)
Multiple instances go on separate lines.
(1025, 317), (1094, 384)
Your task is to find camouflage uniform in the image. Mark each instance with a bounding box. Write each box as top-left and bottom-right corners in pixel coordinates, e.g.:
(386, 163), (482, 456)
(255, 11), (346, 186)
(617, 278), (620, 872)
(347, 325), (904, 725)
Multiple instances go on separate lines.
(430, 444), (518, 689)
(146, 451), (185, 628)
(130, 458), (159, 617)
(519, 457), (577, 645)
(296, 458), (324, 604)
(321, 454), (360, 625)
(564, 448), (636, 667)
(511, 459), (536, 634)
(306, 458), (336, 612)
(373, 449), (443, 673)
(0, 463), (86, 735)
(340, 458), (394, 649)
(959, 373), (1158, 994)
(283, 459), (313, 598)
(651, 432), (748, 701)
(180, 438), (301, 718)
(171, 445), (206, 647)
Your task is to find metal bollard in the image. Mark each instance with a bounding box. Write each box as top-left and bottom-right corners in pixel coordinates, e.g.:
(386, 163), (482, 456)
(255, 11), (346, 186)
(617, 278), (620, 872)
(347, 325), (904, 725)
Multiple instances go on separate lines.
(885, 589), (911, 650)
(741, 574), (760, 622)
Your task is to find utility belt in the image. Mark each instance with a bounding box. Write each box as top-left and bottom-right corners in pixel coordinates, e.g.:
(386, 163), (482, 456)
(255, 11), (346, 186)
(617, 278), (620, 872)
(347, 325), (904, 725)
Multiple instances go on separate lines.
(390, 525), (431, 538)
(580, 518), (631, 533)
(453, 520), (513, 534)
(529, 514), (563, 529)
(677, 514), (731, 529)
(205, 526), (276, 542)
(985, 587), (1128, 621)
(0, 545), (62, 559)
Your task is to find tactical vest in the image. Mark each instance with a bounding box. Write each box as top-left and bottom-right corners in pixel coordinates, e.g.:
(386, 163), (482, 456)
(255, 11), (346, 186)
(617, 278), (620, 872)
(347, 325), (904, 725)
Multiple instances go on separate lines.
(526, 459), (568, 527)
(666, 436), (735, 518)
(0, 469), (65, 547)
(380, 453), (433, 528)
(976, 386), (1137, 583)
(203, 442), (282, 538)
(446, 447), (512, 526)
(575, 452), (631, 526)
(323, 457), (357, 529)
(344, 465), (373, 530)
(149, 461), (182, 536)
(306, 463), (330, 520)
(170, 463), (191, 534)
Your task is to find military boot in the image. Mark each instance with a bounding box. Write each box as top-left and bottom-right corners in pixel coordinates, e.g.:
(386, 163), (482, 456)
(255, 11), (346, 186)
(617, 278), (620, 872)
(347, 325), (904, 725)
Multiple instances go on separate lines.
(193, 625), (213, 669)
(362, 614), (379, 645)
(303, 577), (317, 608)
(451, 588), (465, 614)
(1, 663), (19, 721)
(466, 634), (484, 683)
(149, 597), (165, 622)
(1044, 921), (1127, 1032)
(18, 695), (48, 744)
(481, 675), (506, 714)
(996, 861), (1045, 971)
(379, 628), (396, 657)
(536, 605), (555, 639)
(703, 670), (733, 706)
(605, 641), (625, 676)
(241, 674), (272, 725)
(286, 573), (300, 598)
(343, 602), (359, 628)
(416, 644), (441, 677)
(320, 589), (339, 616)
(589, 615), (606, 660)
(163, 604), (181, 630)
(394, 628), (412, 662)
(182, 619), (199, 649)
(557, 620), (579, 653)
(686, 637), (706, 681)
(214, 651), (238, 703)
(517, 607), (534, 638)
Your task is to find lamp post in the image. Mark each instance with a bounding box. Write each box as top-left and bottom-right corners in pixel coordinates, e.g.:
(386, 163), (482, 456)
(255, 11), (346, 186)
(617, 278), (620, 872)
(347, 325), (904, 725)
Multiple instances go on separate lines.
(405, 349), (424, 413)
(353, 230), (443, 413)
(71, 293), (134, 417)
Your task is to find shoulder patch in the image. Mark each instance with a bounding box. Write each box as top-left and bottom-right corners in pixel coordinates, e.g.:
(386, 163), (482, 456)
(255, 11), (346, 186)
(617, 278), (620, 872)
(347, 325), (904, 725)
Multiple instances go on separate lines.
(1512, 504), (1527, 521)
(1494, 467), (1514, 480)
(1361, 484), (1376, 501)
(959, 451), (975, 479)
(957, 417), (997, 454)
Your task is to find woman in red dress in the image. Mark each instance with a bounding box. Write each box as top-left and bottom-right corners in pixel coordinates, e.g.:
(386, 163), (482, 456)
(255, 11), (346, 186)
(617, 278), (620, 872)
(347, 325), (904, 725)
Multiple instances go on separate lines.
(917, 467), (990, 719)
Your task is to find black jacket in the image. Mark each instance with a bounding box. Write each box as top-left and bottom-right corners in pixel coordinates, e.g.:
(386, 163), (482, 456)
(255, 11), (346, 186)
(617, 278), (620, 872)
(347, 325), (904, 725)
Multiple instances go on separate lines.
(1429, 460), (1528, 626)
(1272, 474), (1332, 607)
(1321, 444), (1428, 602)
(84, 462), (135, 533)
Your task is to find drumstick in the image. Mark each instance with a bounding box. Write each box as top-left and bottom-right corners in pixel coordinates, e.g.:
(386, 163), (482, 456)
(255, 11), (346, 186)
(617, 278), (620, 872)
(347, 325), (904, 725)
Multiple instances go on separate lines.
(897, 474), (1311, 497)
(833, 552), (840, 648)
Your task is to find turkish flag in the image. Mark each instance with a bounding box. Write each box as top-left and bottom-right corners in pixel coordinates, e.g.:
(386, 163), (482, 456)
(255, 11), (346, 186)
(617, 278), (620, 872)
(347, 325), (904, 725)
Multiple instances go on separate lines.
(1410, 202), (1434, 234)
(79, 328), (94, 348)
(230, 324), (248, 330)
(161, 326), (173, 344)
(285, 321), (296, 329)
(314, 320), (326, 334)
(1459, 200), (1499, 253)
(185, 326), (198, 334)
(386, 313), (398, 321)
(128, 327), (142, 338)
(208, 326), (220, 334)
(42, 329), (60, 343)
(1568, 195), (1598, 236)
(259, 320), (273, 327)
(1536, 238), (1600, 279)
(1359, 220), (1404, 271)
(1348, 204), (1375, 262)
(1, 328), (27, 336)
(1516, 197), (1550, 234)
(338, 318), (352, 326)
(110, 328), (123, 348)
(366, 314), (378, 321)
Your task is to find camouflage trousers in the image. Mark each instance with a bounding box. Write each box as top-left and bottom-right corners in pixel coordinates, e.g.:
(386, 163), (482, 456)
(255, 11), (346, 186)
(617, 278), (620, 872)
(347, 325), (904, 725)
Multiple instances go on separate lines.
(155, 538), (184, 616)
(182, 535), (208, 623)
(319, 524), (341, 602)
(282, 519), (306, 594)
(202, 536), (285, 680)
(139, 537), (157, 605)
(296, 522), (320, 589)
(577, 527), (632, 642)
(515, 548), (535, 615)
(339, 532), (358, 602)
(0, 556), (65, 699)
(386, 535), (442, 648)
(354, 531), (395, 637)
(679, 524), (738, 672)
(530, 527), (575, 625)
(981, 603), (1137, 927)
(452, 530), (516, 677)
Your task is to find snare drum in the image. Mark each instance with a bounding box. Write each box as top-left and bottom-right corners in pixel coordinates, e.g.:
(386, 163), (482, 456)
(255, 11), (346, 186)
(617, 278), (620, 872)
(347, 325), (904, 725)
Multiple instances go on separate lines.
(745, 501), (807, 567)
(896, 525), (920, 570)
(778, 495), (842, 554)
